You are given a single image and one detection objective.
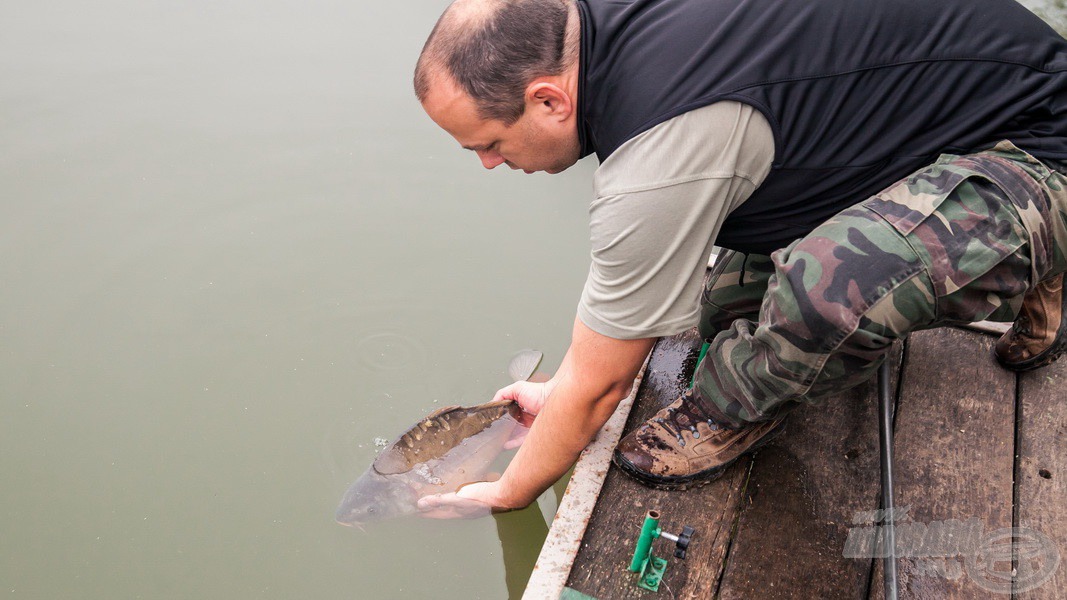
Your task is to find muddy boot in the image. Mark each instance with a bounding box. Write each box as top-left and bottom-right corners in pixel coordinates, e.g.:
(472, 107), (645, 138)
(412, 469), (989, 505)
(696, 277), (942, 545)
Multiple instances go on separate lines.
(613, 389), (786, 490)
(994, 274), (1067, 372)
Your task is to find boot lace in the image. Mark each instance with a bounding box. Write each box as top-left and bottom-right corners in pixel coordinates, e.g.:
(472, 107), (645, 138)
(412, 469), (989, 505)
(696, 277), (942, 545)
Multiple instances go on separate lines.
(1014, 312), (1032, 336)
(654, 397), (723, 447)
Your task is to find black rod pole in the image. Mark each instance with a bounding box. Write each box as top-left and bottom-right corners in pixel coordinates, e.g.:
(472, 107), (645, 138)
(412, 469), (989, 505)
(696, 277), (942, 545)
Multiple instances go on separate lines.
(878, 361), (899, 600)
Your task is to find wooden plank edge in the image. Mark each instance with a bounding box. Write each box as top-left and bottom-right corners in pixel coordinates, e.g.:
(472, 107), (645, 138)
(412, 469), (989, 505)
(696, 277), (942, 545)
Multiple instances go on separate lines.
(522, 353), (651, 600)
(957, 320), (1011, 336)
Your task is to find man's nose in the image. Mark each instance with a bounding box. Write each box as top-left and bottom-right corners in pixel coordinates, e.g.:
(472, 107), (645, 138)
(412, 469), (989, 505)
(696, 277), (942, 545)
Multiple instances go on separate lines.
(477, 150), (505, 170)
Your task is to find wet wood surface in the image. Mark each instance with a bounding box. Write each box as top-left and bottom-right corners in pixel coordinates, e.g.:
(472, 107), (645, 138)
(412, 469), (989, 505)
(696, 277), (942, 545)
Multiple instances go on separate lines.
(561, 327), (1067, 599)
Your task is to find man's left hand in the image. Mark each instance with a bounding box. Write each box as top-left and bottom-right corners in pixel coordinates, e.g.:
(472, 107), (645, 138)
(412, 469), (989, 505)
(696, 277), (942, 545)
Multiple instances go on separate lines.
(416, 481), (519, 520)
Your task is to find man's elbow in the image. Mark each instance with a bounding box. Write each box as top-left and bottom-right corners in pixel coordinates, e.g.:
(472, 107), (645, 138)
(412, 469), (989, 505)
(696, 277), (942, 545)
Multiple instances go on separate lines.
(605, 376), (638, 405)
(583, 373), (639, 418)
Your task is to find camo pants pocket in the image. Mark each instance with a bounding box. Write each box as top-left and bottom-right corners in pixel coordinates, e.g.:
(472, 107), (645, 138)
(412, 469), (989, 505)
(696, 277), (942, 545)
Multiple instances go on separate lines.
(865, 150), (1036, 324)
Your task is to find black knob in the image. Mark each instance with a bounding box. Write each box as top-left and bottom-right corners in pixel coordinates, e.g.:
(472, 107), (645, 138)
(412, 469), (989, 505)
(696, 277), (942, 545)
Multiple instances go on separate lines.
(674, 526), (695, 559)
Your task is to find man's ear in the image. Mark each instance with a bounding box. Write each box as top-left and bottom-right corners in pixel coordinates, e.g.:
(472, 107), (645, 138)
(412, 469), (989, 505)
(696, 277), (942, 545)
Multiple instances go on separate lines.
(525, 81), (573, 120)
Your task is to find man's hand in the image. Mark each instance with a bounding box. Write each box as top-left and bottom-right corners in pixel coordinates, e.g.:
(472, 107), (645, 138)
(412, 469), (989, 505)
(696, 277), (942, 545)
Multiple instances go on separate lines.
(495, 374), (552, 449)
(417, 481), (508, 520)
(493, 379), (554, 416)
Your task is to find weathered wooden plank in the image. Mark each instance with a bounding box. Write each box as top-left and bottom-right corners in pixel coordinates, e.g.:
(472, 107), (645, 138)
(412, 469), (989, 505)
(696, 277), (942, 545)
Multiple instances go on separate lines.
(566, 329), (754, 599)
(1015, 357), (1067, 598)
(715, 344), (903, 599)
(524, 356), (650, 600)
(869, 328), (1016, 599)
(564, 460), (749, 599)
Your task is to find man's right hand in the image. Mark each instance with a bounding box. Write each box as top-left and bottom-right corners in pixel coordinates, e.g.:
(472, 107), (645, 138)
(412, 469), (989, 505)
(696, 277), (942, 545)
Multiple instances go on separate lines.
(494, 380), (551, 449)
(493, 379), (554, 416)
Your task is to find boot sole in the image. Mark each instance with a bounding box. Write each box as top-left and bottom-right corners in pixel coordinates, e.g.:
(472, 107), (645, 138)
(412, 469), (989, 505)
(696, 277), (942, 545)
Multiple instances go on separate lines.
(994, 321), (1067, 372)
(612, 422), (785, 491)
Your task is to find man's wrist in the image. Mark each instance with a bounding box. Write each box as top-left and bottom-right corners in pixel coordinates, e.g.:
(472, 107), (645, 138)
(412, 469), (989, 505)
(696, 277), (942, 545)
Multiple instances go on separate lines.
(495, 472), (541, 510)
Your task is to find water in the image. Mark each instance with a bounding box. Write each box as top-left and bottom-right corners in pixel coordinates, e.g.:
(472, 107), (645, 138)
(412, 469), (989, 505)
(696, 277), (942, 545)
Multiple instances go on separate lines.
(0, 1), (593, 598)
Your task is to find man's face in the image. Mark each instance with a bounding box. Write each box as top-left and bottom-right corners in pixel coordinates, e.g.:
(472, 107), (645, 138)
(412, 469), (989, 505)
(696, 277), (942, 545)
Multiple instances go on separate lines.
(421, 76), (580, 174)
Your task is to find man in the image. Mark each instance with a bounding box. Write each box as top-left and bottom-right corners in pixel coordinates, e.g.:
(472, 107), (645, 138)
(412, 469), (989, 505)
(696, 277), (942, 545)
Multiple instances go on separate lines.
(413, 0), (1067, 516)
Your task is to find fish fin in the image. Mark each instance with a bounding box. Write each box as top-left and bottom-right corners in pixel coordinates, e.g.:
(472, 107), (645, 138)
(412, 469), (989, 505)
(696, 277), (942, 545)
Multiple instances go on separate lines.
(424, 405), (462, 419)
(372, 446), (414, 475)
(507, 349), (543, 382)
(470, 398), (519, 412)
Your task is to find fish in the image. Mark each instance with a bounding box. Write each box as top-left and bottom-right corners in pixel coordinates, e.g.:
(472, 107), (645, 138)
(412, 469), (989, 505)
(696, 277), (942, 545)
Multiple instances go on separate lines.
(335, 350), (542, 526)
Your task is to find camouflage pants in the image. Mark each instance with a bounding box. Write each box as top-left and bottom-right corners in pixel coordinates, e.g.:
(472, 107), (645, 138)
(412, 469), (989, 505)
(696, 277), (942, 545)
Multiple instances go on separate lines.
(694, 141), (1067, 426)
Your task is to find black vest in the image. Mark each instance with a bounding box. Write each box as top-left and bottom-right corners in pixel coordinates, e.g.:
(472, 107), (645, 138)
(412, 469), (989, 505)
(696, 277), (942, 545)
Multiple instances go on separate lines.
(577, 0), (1067, 254)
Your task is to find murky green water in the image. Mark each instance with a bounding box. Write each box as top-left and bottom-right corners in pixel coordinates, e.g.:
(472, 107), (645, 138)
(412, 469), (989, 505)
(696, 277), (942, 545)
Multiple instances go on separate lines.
(0, 2), (593, 598)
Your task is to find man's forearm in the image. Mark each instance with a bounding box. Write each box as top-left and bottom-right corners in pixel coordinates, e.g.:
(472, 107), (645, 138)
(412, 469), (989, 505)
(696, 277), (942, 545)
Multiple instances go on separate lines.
(497, 317), (655, 508)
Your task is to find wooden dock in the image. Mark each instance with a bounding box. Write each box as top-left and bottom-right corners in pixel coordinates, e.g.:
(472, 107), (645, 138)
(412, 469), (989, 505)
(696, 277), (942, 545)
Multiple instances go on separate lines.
(552, 326), (1065, 599)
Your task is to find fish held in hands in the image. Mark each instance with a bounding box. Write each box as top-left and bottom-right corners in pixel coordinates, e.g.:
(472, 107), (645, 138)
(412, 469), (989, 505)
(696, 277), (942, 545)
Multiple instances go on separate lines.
(335, 351), (542, 526)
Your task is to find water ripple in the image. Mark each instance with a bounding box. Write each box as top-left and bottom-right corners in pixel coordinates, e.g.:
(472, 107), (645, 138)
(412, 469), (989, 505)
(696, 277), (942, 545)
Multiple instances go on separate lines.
(355, 330), (426, 372)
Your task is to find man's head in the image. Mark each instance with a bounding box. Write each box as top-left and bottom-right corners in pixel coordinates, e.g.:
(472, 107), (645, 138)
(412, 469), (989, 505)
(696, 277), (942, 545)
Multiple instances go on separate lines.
(414, 0), (582, 174)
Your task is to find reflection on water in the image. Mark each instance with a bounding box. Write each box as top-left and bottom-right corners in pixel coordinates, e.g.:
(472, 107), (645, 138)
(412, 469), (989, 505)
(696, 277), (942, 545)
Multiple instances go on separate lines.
(495, 507), (550, 599)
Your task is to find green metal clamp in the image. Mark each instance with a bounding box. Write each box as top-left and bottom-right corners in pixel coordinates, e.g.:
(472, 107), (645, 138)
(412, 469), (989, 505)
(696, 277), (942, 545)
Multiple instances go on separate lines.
(627, 510), (696, 592)
(689, 341), (711, 389)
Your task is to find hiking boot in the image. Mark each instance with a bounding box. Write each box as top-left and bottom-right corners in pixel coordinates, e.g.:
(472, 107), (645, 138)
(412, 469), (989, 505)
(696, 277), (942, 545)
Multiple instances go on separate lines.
(994, 274), (1067, 372)
(613, 389), (786, 490)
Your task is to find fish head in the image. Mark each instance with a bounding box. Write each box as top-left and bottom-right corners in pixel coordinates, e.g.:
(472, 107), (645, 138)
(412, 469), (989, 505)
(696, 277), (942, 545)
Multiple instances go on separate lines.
(335, 468), (419, 526)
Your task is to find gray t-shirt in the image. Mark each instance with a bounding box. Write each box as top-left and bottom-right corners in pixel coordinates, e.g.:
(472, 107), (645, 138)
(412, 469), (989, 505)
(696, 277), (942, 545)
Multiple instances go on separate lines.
(578, 101), (775, 340)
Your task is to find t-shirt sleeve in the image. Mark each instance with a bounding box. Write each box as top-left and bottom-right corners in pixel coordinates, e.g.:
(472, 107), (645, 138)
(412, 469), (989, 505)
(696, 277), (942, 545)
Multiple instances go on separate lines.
(577, 101), (775, 340)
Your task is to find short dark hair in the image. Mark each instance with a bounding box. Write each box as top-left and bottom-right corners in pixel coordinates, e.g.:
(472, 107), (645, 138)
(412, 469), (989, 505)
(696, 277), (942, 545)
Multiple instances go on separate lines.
(415, 0), (573, 124)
